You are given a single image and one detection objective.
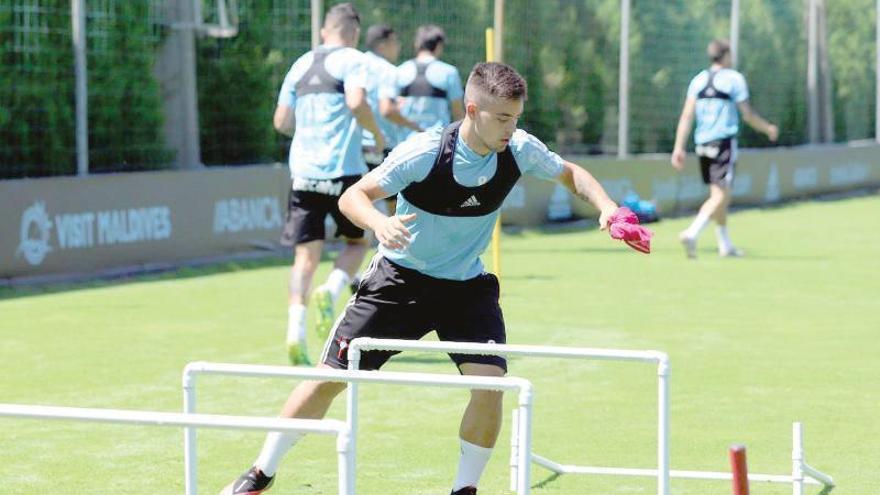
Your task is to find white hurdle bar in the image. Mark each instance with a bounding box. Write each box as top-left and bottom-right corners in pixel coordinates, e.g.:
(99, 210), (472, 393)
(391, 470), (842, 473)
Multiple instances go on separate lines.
(182, 362), (534, 495)
(347, 338), (834, 495)
(0, 403), (351, 492)
(347, 338), (670, 495)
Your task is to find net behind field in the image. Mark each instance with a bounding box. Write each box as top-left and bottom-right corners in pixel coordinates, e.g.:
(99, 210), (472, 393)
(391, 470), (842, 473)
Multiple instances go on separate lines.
(1, 0), (877, 178)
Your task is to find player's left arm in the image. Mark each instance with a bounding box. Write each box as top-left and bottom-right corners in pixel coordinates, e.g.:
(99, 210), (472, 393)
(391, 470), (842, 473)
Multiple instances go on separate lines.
(556, 161), (618, 229)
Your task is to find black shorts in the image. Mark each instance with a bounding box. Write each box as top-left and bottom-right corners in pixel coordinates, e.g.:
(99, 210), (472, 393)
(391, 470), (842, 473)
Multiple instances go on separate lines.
(363, 147), (392, 172)
(320, 256), (507, 372)
(696, 138), (737, 186)
(280, 175), (364, 246)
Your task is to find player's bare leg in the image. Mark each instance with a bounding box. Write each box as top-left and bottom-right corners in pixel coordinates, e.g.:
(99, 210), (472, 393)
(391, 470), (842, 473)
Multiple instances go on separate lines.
(451, 363), (505, 494)
(286, 240), (322, 365)
(312, 238), (368, 338)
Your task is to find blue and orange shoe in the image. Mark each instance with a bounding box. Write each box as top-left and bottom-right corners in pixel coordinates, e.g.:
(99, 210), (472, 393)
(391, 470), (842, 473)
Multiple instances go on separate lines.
(311, 285), (335, 339)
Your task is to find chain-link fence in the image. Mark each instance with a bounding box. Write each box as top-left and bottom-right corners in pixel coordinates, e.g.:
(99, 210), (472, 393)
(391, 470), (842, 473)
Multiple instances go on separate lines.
(1, 0), (877, 178)
(0, 0), (168, 178)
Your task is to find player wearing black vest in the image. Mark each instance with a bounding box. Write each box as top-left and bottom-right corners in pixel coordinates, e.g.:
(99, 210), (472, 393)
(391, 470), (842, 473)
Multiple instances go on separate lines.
(671, 39), (778, 258)
(218, 62), (620, 495)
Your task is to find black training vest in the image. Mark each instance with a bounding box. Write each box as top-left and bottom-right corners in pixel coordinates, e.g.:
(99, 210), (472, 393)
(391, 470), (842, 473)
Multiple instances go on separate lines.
(400, 121), (521, 217)
(295, 47), (345, 97)
(697, 70), (732, 100)
(400, 61), (448, 98)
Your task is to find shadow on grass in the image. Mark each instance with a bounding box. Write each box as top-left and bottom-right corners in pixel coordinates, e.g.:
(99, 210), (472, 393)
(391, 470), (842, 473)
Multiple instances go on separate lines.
(532, 472), (561, 490)
(0, 252), (295, 301)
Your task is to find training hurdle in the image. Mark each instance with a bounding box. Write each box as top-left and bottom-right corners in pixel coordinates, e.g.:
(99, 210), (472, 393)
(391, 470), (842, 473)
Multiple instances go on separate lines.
(182, 362), (534, 494)
(0, 403), (351, 492)
(347, 338), (834, 495)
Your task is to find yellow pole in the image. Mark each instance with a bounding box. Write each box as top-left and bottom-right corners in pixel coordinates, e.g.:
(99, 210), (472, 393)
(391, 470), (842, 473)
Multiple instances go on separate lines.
(485, 28), (502, 281)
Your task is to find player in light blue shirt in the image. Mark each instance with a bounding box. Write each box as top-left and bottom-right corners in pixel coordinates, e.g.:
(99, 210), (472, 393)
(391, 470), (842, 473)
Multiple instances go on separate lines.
(671, 39), (778, 259)
(361, 24), (421, 158)
(269, 3), (384, 369)
(396, 25), (465, 141)
(329, 62), (616, 495)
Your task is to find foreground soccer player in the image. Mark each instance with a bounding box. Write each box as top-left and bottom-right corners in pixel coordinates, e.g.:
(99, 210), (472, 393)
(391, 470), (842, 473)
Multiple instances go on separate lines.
(671, 38), (778, 258)
(221, 62), (618, 495)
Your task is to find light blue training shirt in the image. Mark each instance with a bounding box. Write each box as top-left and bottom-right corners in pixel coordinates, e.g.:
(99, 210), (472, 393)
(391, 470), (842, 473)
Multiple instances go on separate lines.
(371, 126), (565, 280)
(396, 56), (464, 141)
(277, 44), (368, 179)
(362, 50), (401, 149)
(686, 68), (749, 144)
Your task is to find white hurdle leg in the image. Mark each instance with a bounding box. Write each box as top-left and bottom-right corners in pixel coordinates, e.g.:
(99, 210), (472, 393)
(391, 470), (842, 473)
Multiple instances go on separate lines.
(337, 428), (354, 495)
(657, 357), (671, 495)
(792, 422), (804, 495)
(510, 407), (519, 492)
(183, 371), (198, 495)
(516, 387), (534, 494)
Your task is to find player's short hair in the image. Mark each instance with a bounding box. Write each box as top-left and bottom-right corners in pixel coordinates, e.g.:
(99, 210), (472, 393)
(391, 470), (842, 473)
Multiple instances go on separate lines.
(465, 62), (528, 102)
(415, 25), (446, 53)
(707, 39), (731, 63)
(324, 3), (360, 40)
(366, 24), (395, 50)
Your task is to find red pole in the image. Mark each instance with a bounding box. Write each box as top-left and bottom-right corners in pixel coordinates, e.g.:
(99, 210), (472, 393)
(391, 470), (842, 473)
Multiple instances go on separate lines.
(729, 445), (750, 495)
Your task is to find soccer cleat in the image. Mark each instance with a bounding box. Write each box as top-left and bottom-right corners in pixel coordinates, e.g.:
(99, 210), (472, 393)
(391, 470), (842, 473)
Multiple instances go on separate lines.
(450, 487), (477, 495)
(219, 466), (274, 495)
(678, 233), (697, 259)
(719, 246), (745, 258)
(287, 340), (311, 366)
(312, 285), (335, 339)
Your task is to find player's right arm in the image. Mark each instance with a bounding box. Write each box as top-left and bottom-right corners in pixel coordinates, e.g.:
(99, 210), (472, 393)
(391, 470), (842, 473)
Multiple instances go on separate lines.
(274, 64), (298, 137)
(339, 175), (415, 250)
(273, 105), (295, 137)
(671, 96), (696, 170)
(379, 98), (421, 132)
(347, 87), (385, 152)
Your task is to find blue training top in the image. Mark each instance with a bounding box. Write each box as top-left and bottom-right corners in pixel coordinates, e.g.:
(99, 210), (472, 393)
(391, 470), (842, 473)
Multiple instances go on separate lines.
(371, 126), (564, 280)
(686, 68), (749, 144)
(362, 50), (401, 149)
(277, 44), (368, 179)
(396, 57), (464, 142)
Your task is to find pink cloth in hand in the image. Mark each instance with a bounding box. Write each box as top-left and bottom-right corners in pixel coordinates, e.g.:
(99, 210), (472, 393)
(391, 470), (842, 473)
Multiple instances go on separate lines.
(607, 207), (653, 254)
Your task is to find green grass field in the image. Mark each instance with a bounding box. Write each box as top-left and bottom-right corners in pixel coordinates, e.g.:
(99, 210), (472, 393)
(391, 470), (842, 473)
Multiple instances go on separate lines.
(2, 195), (878, 494)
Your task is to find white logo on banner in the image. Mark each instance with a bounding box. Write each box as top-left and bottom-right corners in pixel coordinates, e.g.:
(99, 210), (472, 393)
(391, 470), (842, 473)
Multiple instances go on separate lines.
(213, 197), (283, 234)
(765, 162), (780, 202)
(16, 201), (54, 266)
(14, 202), (173, 266)
(829, 163), (870, 186)
(793, 166), (819, 190)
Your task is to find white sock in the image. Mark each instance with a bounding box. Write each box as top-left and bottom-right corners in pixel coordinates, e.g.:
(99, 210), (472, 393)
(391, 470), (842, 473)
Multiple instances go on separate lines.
(286, 304), (306, 344)
(254, 431), (304, 477)
(452, 438), (494, 491)
(683, 212), (711, 239)
(715, 225), (733, 252)
(324, 268), (350, 301)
